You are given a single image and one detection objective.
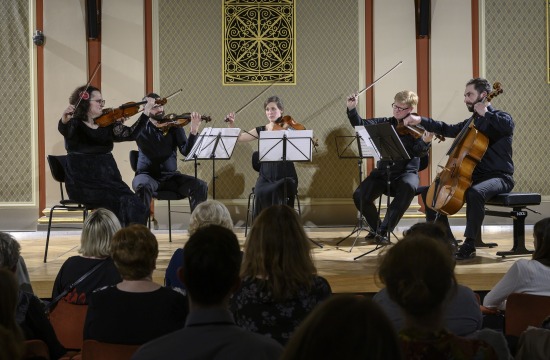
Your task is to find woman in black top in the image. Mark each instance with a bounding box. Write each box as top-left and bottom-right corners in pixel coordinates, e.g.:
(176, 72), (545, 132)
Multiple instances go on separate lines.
(226, 95), (298, 217)
(58, 85), (149, 226)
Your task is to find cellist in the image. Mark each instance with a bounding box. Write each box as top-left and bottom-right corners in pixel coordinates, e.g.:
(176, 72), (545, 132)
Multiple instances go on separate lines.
(405, 78), (515, 260)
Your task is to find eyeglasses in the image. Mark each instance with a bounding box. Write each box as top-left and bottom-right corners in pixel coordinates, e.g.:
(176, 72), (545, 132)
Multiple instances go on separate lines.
(392, 103), (409, 112)
(91, 99), (105, 106)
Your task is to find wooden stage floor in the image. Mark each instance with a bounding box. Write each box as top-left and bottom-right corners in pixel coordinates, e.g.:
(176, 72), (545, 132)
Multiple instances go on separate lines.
(12, 225), (534, 299)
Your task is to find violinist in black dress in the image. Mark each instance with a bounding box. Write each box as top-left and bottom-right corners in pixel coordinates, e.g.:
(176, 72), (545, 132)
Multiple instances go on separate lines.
(132, 93), (208, 217)
(346, 90), (433, 243)
(58, 85), (148, 226)
(226, 95), (298, 218)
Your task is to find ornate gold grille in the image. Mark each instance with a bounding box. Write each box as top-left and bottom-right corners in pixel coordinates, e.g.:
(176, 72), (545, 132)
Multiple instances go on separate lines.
(223, 0), (296, 85)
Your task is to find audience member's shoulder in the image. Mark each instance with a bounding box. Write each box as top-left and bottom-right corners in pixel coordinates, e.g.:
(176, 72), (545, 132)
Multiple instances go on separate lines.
(230, 328), (284, 359)
(312, 275), (332, 292)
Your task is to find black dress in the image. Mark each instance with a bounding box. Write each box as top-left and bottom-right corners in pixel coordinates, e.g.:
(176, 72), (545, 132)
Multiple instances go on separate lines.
(58, 115), (148, 226)
(253, 126), (298, 217)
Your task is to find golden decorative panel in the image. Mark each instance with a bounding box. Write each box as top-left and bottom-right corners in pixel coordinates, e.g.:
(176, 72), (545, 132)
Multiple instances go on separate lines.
(222, 0), (296, 84)
(485, 0), (550, 195)
(0, 0), (33, 204)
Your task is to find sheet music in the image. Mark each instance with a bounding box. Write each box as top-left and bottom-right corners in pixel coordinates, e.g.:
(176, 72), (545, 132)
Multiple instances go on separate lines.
(185, 127), (240, 160)
(259, 130), (313, 162)
(355, 126), (380, 161)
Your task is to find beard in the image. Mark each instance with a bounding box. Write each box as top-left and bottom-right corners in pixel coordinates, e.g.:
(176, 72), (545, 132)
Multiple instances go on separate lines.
(466, 95), (484, 113)
(151, 110), (166, 120)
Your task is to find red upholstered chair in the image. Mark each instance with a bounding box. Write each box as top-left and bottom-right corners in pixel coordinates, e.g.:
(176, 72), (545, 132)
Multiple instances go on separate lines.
(23, 339), (50, 359)
(48, 301), (88, 351)
(505, 293), (550, 337)
(76, 340), (140, 360)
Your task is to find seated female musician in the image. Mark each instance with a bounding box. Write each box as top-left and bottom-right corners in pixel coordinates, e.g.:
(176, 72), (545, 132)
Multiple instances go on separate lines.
(225, 95), (298, 218)
(58, 85), (148, 226)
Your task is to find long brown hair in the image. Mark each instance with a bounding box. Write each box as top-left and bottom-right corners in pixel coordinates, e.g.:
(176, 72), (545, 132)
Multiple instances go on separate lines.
(241, 205), (316, 301)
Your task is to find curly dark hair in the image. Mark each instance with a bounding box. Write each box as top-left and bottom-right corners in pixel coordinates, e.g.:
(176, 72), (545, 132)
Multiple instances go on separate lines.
(68, 84), (101, 120)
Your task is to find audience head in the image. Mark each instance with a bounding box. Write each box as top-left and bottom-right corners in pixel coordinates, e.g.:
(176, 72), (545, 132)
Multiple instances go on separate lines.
(179, 225), (241, 306)
(188, 200), (233, 236)
(533, 217), (550, 263)
(79, 208), (121, 258)
(0, 232), (20, 271)
(110, 224), (158, 280)
(0, 268), (24, 360)
(403, 222), (454, 255)
(378, 235), (456, 323)
(242, 205), (316, 301)
(282, 294), (402, 360)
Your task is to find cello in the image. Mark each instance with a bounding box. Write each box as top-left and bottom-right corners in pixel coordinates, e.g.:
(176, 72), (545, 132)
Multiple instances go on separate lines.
(425, 82), (503, 215)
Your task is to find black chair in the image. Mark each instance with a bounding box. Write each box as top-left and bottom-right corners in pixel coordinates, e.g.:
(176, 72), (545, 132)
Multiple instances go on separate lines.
(129, 150), (190, 242)
(44, 155), (92, 262)
(244, 151), (301, 236)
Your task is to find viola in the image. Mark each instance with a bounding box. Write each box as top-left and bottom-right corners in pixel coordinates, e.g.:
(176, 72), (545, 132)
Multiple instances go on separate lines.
(396, 117), (445, 142)
(153, 113), (212, 135)
(425, 82), (503, 215)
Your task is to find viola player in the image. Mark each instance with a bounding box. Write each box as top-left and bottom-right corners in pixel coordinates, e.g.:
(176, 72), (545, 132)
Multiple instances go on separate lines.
(132, 93), (208, 220)
(346, 90), (433, 244)
(405, 78), (514, 260)
(226, 95), (298, 217)
(58, 85), (148, 226)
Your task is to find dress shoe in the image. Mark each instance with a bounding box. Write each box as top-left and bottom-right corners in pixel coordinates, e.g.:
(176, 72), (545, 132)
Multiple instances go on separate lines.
(364, 231), (377, 245)
(455, 241), (476, 260)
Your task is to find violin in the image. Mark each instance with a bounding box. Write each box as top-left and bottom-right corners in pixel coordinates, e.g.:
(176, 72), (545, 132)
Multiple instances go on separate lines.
(396, 117), (446, 143)
(273, 115), (319, 147)
(94, 98), (168, 127)
(153, 113), (212, 135)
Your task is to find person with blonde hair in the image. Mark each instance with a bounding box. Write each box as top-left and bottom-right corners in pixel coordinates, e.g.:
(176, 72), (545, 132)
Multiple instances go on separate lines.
(230, 205), (331, 345)
(51, 208), (122, 305)
(84, 224), (188, 345)
(165, 200), (234, 292)
(346, 90), (433, 244)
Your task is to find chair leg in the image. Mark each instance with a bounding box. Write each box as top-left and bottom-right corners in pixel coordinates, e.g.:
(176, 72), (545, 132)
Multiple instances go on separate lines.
(44, 207), (57, 263)
(167, 200), (172, 243)
(245, 191), (254, 237)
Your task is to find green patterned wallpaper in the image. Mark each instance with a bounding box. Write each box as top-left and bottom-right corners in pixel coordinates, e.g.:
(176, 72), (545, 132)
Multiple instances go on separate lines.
(485, 0), (550, 194)
(158, 0), (359, 199)
(0, 0), (33, 203)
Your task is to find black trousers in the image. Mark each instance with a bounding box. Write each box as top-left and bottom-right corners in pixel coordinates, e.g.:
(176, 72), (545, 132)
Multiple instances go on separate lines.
(132, 172), (208, 215)
(353, 169), (418, 234)
(422, 175), (514, 241)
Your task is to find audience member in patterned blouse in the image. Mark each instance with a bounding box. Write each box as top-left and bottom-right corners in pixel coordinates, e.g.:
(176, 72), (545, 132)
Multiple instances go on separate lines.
(230, 205), (332, 345)
(483, 217), (550, 310)
(281, 294), (402, 360)
(378, 235), (500, 359)
(84, 224), (188, 345)
(51, 208), (122, 306)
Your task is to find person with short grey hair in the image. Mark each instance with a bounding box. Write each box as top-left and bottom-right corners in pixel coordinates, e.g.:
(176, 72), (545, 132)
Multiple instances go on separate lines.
(0, 232), (32, 294)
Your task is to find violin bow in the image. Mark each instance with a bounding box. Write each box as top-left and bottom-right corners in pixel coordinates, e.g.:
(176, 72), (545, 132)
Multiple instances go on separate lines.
(232, 80), (278, 117)
(73, 62), (102, 111)
(354, 60), (403, 98)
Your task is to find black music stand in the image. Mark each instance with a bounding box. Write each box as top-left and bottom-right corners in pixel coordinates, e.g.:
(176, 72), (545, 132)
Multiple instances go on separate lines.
(335, 127), (378, 252)
(354, 122), (410, 260)
(259, 130), (322, 248)
(185, 127), (240, 199)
